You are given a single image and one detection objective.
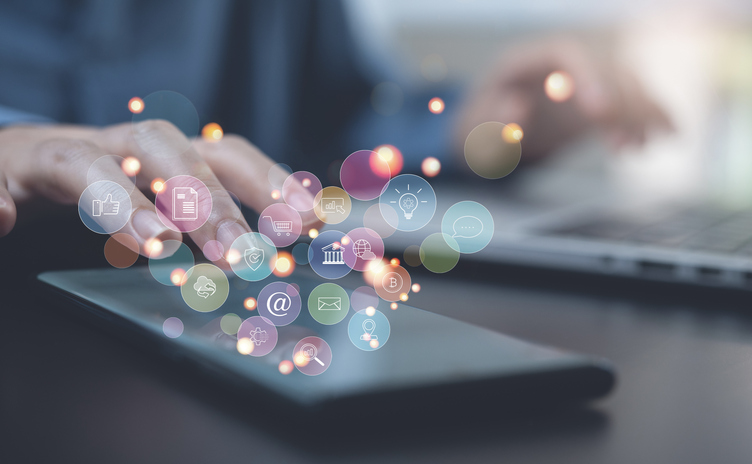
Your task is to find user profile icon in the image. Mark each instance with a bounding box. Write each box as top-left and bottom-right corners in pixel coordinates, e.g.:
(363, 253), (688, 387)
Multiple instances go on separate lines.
(293, 336), (332, 376)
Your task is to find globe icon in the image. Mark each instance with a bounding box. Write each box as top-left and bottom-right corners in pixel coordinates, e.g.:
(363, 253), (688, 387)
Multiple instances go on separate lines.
(353, 239), (372, 258)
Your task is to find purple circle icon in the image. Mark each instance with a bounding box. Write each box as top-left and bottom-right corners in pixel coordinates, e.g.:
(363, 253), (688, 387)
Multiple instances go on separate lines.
(155, 175), (212, 232)
(282, 171), (322, 211)
(293, 336), (332, 376)
(340, 150), (391, 201)
(237, 316), (278, 357)
(257, 203), (303, 247)
(342, 227), (384, 272)
(256, 281), (301, 326)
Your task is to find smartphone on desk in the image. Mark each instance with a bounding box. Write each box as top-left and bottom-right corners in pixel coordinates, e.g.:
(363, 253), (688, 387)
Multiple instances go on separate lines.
(38, 267), (615, 423)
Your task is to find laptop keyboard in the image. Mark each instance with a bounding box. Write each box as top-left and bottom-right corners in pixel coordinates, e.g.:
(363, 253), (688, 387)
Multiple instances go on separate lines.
(540, 207), (752, 255)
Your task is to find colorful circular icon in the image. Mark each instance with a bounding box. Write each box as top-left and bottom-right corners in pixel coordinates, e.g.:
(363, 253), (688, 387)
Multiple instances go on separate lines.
(154, 175), (212, 233)
(420, 233), (460, 273)
(282, 171), (322, 211)
(441, 201), (495, 253)
(351, 286), (381, 312)
(131, 90), (200, 158)
(308, 229), (352, 280)
(256, 281), (301, 326)
(180, 263), (229, 312)
(464, 121), (521, 179)
(228, 232), (277, 281)
(313, 186), (352, 224)
(340, 150), (391, 200)
(257, 203), (302, 247)
(379, 174), (436, 232)
(308, 283), (350, 325)
(293, 336), (332, 376)
(348, 309), (390, 351)
(372, 264), (411, 302)
(78, 180), (132, 234)
(148, 240), (194, 285)
(342, 227), (384, 272)
(237, 316), (278, 357)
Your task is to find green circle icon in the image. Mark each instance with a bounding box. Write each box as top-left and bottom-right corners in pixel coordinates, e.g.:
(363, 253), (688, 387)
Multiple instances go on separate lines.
(180, 263), (229, 312)
(308, 283), (350, 325)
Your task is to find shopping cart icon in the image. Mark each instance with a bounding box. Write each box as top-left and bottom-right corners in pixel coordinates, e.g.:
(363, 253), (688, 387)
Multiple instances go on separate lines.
(263, 215), (292, 236)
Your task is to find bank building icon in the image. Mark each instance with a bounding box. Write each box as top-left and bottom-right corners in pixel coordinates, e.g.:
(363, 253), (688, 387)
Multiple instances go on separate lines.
(322, 242), (345, 265)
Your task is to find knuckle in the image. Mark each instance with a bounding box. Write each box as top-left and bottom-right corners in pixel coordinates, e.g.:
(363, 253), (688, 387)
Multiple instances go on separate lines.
(37, 138), (98, 166)
(133, 118), (179, 136)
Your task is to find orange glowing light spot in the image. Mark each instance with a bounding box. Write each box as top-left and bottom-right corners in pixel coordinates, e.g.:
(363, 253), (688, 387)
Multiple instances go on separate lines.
(302, 178), (311, 188)
(428, 97), (445, 114)
(244, 297), (257, 310)
(365, 306), (376, 317)
(272, 252), (295, 277)
(390, 258), (400, 267)
(308, 228), (319, 239)
(271, 189), (281, 200)
(362, 332), (371, 341)
(411, 283), (421, 293)
(363, 258), (388, 285)
(279, 360), (294, 375)
(144, 238), (163, 257)
(369, 339), (380, 349)
(150, 178), (165, 194)
(128, 97), (144, 114)
(294, 351), (310, 367)
(170, 268), (187, 286)
(391, 302), (398, 310)
(400, 293), (409, 302)
(341, 236), (351, 246)
(226, 248), (241, 265)
(421, 157), (441, 178)
(502, 123), (524, 143)
(121, 157), (141, 177)
(237, 337), (254, 355)
(201, 123), (223, 142)
(545, 71), (575, 102)
(373, 144), (403, 178)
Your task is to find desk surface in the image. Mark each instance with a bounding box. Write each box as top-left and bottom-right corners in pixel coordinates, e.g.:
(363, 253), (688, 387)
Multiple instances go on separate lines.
(3, 220), (752, 464)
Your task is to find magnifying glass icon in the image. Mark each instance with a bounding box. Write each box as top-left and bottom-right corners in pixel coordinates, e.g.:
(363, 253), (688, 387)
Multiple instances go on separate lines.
(300, 343), (325, 366)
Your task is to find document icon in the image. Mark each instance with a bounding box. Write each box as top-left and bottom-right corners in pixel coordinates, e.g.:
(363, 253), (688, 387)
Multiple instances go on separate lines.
(173, 187), (198, 221)
(318, 297), (342, 311)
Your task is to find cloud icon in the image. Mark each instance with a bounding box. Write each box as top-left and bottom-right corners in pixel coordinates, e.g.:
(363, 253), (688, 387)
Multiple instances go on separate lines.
(194, 275), (217, 299)
(361, 250), (377, 260)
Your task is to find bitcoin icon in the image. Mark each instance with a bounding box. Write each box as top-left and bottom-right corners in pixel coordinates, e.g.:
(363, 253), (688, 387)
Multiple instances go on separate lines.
(382, 272), (402, 293)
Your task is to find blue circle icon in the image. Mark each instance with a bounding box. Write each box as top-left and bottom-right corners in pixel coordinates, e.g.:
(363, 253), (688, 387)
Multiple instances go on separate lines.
(379, 174), (436, 232)
(348, 309), (390, 351)
(308, 229), (352, 279)
(229, 232), (277, 281)
(441, 201), (494, 253)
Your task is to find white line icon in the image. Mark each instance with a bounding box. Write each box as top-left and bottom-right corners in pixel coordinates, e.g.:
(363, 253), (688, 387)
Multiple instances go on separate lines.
(92, 194), (120, 216)
(321, 242), (345, 264)
(173, 187), (198, 221)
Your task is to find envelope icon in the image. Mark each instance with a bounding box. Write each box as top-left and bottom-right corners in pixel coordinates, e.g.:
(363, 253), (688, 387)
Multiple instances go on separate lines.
(318, 297), (342, 311)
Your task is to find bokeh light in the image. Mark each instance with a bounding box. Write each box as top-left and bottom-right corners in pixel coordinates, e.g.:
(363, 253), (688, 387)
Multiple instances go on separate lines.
(390, 258), (400, 266)
(220, 313), (242, 335)
(279, 360), (294, 375)
(128, 97), (144, 114)
(411, 283), (421, 293)
(400, 293), (409, 302)
(244, 297), (257, 310)
(162, 317), (183, 338)
(421, 157), (441, 177)
(237, 337), (254, 355)
(144, 237), (164, 257)
(271, 189), (281, 200)
(225, 248), (241, 265)
(271, 251), (295, 278)
(308, 228), (319, 239)
(302, 178), (311, 188)
(370, 339), (380, 349)
(545, 71), (575, 102)
(201, 122), (224, 142)
(429, 97), (445, 114)
(365, 306), (376, 317)
(502, 123), (524, 143)
(373, 144), (404, 178)
(294, 351), (310, 367)
(170, 268), (187, 286)
(150, 178), (165, 194)
(464, 121), (521, 179)
(202, 240), (224, 262)
(390, 303), (398, 310)
(121, 157), (141, 177)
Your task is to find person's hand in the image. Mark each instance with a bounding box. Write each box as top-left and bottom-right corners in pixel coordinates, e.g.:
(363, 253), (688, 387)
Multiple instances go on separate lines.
(0, 121), (321, 262)
(456, 38), (672, 162)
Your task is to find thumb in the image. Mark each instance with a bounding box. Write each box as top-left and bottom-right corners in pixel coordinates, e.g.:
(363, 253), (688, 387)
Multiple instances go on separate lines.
(105, 194), (114, 202)
(0, 172), (17, 237)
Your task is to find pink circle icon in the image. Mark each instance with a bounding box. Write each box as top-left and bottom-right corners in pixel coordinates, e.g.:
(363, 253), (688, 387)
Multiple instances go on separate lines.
(237, 316), (278, 357)
(342, 227), (384, 272)
(155, 175), (212, 232)
(340, 150), (391, 201)
(293, 336), (332, 376)
(257, 203), (303, 247)
(282, 171), (322, 211)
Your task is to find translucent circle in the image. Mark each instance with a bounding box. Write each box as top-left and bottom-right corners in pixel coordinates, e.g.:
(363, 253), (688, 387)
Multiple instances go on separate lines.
(308, 283), (350, 325)
(180, 263), (230, 312)
(340, 150), (390, 201)
(282, 171), (322, 212)
(351, 286), (380, 312)
(293, 336), (332, 376)
(257, 203), (302, 247)
(343, 227), (384, 272)
(373, 264), (412, 302)
(379, 174), (436, 232)
(371, 82), (403, 116)
(257, 281), (301, 326)
(308, 230), (352, 280)
(374, 144), (404, 178)
(162, 317), (184, 339)
(78, 180), (132, 234)
(212, 189), (242, 221)
(313, 186), (352, 224)
(220, 313), (242, 335)
(228, 232), (277, 281)
(131, 90), (199, 158)
(348, 309), (390, 351)
(279, 360), (294, 375)
(202, 240), (224, 262)
(268, 163), (292, 190)
(464, 122), (521, 179)
(441, 201), (495, 253)
(237, 316), (278, 357)
(292, 243), (310, 265)
(154, 175), (212, 233)
(104, 233), (139, 269)
(420, 233), (460, 273)
(403, 245), (422, 267)
(87, 155), (136, 194)
(148, 240), (194, 286)
(364, 203), (397, 238)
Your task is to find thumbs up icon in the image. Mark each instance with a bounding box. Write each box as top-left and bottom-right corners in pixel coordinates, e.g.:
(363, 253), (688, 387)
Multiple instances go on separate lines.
(92, 194), (121, 217)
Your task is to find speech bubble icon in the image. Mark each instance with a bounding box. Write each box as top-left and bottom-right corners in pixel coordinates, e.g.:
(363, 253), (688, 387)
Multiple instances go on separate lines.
(452, 215), (484, 239)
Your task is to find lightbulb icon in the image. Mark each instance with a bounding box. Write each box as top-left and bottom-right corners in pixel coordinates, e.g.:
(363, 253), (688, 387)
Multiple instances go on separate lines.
(399, 193), (418, 219)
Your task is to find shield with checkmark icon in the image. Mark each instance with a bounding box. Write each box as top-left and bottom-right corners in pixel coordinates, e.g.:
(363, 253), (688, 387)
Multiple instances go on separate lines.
(244, 247), (264, 271)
